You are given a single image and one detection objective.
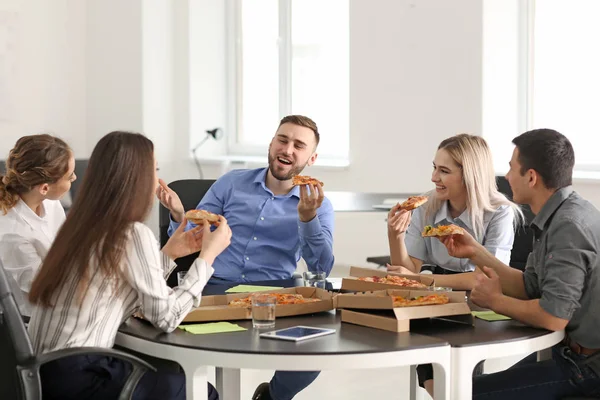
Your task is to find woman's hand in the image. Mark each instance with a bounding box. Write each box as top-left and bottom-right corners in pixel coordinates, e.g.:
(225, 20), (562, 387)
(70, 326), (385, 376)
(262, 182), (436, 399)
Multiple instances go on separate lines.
(198, 217), (232, 265)
(162, 217), (204, 260)
(387, 204), (411, 239)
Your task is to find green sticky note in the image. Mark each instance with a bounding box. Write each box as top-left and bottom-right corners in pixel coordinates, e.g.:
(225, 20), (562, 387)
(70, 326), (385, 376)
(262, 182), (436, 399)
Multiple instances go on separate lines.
(225, 285), (284, 293)
(471, 310), (512, 321)
(178, 322), (247, 334)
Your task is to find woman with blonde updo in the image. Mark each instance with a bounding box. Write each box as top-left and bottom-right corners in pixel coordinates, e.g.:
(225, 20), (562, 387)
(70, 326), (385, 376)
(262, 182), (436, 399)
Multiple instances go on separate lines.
(0, 134), (76, 314)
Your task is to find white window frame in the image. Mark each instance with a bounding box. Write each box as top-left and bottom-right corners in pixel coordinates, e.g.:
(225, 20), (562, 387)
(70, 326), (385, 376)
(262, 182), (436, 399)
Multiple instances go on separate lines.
(520, 0), (600, 175)
(223, 0), (349, 167)
(225, 0), (293, 157)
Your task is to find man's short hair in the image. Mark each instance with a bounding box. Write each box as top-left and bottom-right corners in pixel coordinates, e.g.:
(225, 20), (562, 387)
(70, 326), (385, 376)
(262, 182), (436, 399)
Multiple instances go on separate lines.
(278, 115), (320, 146)
(512, 128), (574, 189)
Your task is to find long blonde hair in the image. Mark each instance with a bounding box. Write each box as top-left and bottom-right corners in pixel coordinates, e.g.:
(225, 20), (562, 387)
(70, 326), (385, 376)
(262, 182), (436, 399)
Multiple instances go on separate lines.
(424, 134), (523, 241)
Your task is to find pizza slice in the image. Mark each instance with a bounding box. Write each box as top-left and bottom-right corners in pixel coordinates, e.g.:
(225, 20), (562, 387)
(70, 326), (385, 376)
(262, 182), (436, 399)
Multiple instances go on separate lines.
(397, 196), (428, 211)
(185, 209), (221, 226)
(292, 175), (324, 187)
(422, 224), (465, 237)
(392, 294), (449, 307)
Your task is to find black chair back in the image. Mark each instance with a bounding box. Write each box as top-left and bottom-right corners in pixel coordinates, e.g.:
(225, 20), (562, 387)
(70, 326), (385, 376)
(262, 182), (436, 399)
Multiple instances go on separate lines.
(496, 176), (535, 271)
(159, 179), (216, 286)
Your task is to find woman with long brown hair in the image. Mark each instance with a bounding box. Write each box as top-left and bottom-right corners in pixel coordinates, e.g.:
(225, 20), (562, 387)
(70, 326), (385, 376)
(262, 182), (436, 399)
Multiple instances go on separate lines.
(0, 134), (76, 315)
(28, 131), (231, 400)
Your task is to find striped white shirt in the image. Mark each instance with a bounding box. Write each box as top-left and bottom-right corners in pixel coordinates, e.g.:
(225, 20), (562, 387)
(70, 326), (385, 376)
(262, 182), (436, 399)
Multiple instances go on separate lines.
(28, 222), (214, 353)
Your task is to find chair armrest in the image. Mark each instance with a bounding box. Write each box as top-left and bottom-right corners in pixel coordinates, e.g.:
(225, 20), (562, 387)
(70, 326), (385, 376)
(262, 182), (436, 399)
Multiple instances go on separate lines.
(35, 347), (156, 373)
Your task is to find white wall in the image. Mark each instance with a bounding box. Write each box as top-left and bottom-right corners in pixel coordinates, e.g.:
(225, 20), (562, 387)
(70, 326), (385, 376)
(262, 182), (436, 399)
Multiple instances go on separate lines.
(0, 0), (87, 158)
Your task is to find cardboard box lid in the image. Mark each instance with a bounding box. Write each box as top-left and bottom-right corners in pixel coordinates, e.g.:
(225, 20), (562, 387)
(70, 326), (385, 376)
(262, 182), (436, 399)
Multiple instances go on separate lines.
(335, 289), (471, 320)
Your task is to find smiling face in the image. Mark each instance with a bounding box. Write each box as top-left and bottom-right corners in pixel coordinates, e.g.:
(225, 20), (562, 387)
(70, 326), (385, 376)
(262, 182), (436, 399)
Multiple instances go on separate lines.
(431, 148), (465, 203)
(267, 123), (318, 181)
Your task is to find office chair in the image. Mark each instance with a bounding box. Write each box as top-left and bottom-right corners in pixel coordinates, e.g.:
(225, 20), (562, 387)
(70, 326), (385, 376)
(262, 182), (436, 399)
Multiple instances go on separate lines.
(159, 179), (216, 286)
(0, 265), (155, 400)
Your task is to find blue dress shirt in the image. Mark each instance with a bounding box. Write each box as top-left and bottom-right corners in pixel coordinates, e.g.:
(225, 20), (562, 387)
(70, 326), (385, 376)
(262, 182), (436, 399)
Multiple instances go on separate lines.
(168, 168), (335, 282)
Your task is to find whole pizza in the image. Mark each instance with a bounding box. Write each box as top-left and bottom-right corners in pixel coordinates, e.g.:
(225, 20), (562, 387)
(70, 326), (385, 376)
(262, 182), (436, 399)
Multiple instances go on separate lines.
(358, 275), (429, 289)
(392, 294), (449, 307)
(228, 293), (320, 308)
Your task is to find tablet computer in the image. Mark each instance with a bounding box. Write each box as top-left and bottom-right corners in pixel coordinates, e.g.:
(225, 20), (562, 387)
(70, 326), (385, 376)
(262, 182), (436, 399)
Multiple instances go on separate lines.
(259, 326), (336, 342)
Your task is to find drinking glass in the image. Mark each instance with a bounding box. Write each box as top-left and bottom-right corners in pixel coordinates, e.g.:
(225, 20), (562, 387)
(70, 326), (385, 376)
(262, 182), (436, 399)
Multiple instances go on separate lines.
(251, 293), (276, 329)
(303, 271), (327, 289)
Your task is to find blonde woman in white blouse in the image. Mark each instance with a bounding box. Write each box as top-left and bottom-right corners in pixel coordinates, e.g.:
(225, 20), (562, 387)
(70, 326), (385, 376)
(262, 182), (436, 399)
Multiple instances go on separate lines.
(0, 134), (76, 315)
(28, 131), (231, 400)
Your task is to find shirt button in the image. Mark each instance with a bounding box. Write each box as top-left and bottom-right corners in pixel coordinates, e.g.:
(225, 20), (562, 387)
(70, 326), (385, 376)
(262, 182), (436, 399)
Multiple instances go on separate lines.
(260, 217), (264, 221)
(241, 274), (246, 278)
(245, 256), (249, 261)
(253, 237), (257, 240)
(271, 197), (275, 200)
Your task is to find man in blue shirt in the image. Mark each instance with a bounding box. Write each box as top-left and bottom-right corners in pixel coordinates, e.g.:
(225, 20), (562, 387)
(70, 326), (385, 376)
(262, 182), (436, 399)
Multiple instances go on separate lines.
(159, 115), (334, 400)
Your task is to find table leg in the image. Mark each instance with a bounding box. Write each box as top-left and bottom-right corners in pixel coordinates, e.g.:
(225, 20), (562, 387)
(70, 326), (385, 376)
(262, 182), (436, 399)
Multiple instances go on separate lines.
(432, 362), (450, 400)
(450, 348), (480, 400)
(215, 367), (241, 400)
(409, 365), (417, 400)
(180, 362), (209, 400)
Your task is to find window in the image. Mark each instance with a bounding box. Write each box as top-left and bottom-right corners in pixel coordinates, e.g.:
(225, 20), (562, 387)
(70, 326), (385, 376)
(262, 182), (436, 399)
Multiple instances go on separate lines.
(226, 0), (349, 164)
(484, 0), (600, 175)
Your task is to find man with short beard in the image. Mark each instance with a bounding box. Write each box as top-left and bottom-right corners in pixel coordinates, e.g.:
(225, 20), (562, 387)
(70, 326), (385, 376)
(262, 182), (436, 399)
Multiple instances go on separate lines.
(161, 115), (333, 400)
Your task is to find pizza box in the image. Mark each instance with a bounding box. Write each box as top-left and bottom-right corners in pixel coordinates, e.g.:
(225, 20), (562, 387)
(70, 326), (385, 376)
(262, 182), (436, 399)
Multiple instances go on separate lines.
(340, 266), (435, 292)
(182, 287), (334, 323)
(336, 289), (471, 332)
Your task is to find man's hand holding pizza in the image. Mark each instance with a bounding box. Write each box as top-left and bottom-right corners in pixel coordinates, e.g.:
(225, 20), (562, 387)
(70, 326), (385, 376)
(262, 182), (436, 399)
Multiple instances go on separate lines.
(297, 182), (324, 222)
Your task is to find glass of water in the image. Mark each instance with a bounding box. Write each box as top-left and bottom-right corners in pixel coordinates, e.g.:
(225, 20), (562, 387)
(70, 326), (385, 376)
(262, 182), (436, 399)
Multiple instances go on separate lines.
(251, 293), (276, 329)
(303, 271), (327, 289)
(177, 271), (187, 286)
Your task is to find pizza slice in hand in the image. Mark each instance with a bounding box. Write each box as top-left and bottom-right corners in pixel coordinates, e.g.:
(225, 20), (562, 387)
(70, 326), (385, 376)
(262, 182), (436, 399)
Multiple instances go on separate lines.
(422, 224), (465, 237)
(292, 175), (324, 187)
(397, 195), (428, 211)
(185, 209), (221, 226)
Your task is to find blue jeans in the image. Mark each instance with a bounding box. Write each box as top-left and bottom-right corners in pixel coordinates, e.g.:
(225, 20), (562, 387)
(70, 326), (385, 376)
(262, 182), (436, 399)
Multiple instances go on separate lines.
(473, 345), (600, 399)
(269, 371), (320, 400)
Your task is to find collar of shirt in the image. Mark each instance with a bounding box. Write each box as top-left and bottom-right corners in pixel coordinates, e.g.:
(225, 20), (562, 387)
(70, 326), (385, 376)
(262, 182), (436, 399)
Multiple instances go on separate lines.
(531, 185), (574, 232)
(14, 198), (49, 230)
(252, 167), (300, 199)
(434, 200), (473, 230)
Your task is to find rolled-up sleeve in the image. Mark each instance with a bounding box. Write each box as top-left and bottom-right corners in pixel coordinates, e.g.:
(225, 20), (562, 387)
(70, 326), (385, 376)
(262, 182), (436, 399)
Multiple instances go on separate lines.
(405, 207), (427, 261)
(538, 218), (593, 320)
(482, 205), (515, 265)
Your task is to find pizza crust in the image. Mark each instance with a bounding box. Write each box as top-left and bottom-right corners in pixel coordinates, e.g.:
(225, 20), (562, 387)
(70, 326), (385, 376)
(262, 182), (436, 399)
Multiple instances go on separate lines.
(358, 275), (428, 289)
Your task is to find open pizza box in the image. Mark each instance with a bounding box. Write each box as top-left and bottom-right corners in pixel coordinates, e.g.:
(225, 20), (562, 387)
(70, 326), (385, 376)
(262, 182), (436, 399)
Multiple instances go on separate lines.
(336, 289), (471, 332)
(182, 287), (334, 323)
(340, 266), (436, 292)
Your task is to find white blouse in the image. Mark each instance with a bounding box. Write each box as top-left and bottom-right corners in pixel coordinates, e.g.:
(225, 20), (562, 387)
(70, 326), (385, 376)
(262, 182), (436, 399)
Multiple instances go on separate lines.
(0, 199), (66, 315)
(28, 222), (214, 353)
